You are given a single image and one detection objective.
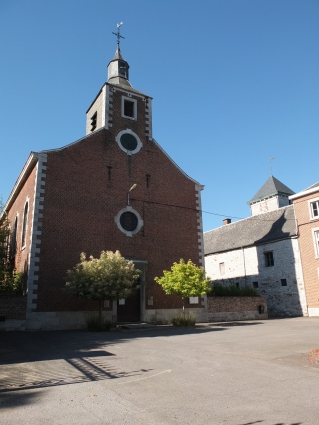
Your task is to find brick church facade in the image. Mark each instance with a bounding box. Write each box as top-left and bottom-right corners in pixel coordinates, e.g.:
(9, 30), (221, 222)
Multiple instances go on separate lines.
(2, 42), (205, 330)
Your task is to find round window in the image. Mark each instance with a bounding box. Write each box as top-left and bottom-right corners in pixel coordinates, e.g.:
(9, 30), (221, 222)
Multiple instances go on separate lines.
(120, 211), (138, 231)
(116, 129), (142, 155)
(120, 133), (138, 151)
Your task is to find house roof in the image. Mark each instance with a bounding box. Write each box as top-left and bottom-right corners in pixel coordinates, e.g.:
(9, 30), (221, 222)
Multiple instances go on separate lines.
(306, 181), (319, 190)
(248, 176), (295, 204)
(289, 180), (319, 201)
(204, 205), (296, 255)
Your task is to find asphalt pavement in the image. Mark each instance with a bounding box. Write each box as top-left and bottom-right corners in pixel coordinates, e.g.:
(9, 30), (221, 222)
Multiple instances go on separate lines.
(0, 317), (319, 425)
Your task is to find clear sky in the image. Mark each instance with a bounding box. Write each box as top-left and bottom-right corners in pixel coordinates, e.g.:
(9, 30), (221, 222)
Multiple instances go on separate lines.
(0, 0), (318, 232)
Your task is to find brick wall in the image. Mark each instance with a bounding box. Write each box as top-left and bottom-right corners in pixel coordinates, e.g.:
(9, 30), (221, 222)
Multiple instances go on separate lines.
(28, 83), (203, 316)
(207, 296), (268, 321)
(6, 162), (37, 293)
(292, 190), (319, 315)
(0, 296), (27, 320)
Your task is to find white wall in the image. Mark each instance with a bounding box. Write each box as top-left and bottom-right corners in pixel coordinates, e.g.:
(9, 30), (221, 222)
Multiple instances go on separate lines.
(205, 238), (308, 317)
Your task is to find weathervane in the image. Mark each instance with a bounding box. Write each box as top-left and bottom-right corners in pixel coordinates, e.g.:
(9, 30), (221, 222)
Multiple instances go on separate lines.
(270, 157), (275, 175)
(112, 22), (124, 48)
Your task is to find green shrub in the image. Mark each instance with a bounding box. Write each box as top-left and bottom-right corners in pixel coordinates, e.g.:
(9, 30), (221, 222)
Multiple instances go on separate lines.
(86, 314), (111, 332)
(171, 313), (196, 327)
(209, 282), (258, 297)
(0, 270), (24, 296)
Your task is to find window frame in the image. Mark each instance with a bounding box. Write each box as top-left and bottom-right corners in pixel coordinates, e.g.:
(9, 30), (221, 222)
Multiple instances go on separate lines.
(121, 96), (137, 121)
(114, 206), (144, 237)
(21, 201), (29, 249)
(312, 227), (319, 258)
(10, 215), (18, 259)
(116, 129), (142, 155)
(264, 251), (274, 267)
(308, 197), (319, 220)
(219, 262), (225, 276)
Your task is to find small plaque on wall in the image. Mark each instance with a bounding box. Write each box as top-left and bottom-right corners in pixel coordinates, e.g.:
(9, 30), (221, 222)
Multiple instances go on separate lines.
(189, 297), (199, 304)
(119, 299), (125, 305)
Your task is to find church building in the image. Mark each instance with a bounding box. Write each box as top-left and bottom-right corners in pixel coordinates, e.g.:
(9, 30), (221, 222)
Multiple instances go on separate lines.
(1, 31), (205, 330)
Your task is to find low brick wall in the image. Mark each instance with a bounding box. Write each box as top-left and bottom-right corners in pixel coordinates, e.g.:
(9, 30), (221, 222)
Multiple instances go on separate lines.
(0, 296), (27, 320)
(207, 296), (268, 321)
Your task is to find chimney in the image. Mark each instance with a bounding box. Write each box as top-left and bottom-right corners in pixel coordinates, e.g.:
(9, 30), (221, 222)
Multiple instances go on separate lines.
(223, 218), (231, 225)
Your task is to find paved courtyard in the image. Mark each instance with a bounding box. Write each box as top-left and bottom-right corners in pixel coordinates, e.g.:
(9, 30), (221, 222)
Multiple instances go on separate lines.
(0, 317), (319, 425)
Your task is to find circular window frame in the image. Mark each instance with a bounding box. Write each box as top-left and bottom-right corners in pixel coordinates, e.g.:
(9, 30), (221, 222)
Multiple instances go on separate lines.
(116, 129), (142, 155)
(114, 206), (144, 237)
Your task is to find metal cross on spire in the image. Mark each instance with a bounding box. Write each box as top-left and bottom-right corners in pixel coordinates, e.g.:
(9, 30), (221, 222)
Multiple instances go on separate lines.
(112, 22), (125, 48)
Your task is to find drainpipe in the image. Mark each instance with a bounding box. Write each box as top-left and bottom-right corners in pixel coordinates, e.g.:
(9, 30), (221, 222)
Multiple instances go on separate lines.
(242, 247), (247, 286)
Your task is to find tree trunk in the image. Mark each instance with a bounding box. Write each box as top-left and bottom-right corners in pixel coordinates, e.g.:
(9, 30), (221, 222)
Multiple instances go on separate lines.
(182, 296), (185, 317)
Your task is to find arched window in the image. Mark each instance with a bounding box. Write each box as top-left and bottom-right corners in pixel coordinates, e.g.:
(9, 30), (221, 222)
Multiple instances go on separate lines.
(21, 202), (28, 247)
(11, 216), (18, 258)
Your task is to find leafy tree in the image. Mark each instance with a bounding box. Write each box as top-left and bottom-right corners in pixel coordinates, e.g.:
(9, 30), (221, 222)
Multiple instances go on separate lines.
(155, 259), (211, 315)
(65, 250), (141, 325)
(0, 198), (24, 296)
(0, 213), (10, 274)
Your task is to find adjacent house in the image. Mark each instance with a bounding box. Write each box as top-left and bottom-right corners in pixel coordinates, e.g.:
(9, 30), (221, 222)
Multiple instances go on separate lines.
(204, 176), (308, 317)
(289, 182), (319, 316)
(1, 42), (205, 330)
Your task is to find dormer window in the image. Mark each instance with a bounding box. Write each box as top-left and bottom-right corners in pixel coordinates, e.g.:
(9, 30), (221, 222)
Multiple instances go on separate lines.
(122, 96), (137, 120)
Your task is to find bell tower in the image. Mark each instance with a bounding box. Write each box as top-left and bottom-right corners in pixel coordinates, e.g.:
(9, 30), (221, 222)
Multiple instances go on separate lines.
(107, 22), (131, 87)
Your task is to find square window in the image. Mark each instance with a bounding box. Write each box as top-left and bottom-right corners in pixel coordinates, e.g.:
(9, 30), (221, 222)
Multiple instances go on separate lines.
(310, 200), (319, 219)
(281, 279), (287, 286)
(235, 282), (239, 288)
(264, 251), (274, 267)
(253, 281), (259, 288)
(219, 262), (225, 275)
(124, 100), (134, 117)
(122, 96), (137, 120)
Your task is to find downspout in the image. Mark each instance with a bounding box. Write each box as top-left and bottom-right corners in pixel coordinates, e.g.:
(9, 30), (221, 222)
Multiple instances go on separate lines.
(242, 247), (247, 286)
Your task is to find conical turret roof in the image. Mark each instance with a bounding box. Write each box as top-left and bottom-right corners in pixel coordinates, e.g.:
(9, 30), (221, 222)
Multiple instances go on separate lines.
(113, 47), (124, 60)
(248, 176), (295, 204)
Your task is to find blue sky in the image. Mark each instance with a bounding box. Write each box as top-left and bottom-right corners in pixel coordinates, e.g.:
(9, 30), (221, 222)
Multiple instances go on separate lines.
(1, 0), (318, 231)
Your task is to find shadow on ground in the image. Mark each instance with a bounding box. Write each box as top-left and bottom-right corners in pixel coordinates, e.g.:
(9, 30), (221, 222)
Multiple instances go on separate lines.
(0, 322), (264, 396)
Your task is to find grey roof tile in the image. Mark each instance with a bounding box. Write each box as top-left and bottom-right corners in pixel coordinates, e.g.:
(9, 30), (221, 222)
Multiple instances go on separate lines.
(204, 205), (296, 255)
(248, 176), (295, 204)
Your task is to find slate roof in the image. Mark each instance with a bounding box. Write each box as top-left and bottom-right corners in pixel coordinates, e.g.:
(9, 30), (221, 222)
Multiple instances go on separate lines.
(204, 205), (297, 255)
(248, 176), (295, 204)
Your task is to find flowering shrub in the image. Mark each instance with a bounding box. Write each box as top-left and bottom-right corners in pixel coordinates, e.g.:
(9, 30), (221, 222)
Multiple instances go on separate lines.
(65, 250), (141, 327)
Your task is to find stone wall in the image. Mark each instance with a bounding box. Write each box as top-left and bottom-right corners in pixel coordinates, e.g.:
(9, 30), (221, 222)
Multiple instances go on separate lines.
(205, 238), (308, 317)
(207, 296), (268, 321)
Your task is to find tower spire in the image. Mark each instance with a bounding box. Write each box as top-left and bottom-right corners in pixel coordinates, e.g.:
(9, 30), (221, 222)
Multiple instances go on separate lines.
(108, 22), (131, 87)
(112, 22), (125, 49)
